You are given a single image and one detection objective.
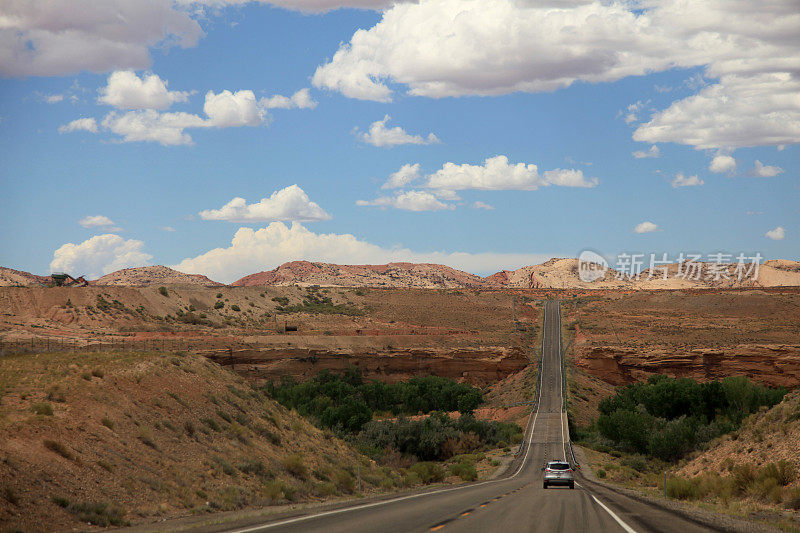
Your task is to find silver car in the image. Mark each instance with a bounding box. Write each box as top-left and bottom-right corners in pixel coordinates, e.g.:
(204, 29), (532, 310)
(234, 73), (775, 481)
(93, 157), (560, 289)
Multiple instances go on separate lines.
(542, 460), (575, 489)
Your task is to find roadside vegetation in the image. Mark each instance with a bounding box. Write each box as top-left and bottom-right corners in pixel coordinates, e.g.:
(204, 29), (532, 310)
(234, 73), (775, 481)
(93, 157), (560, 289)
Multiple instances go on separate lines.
(573, 374), (800, 527)
(575, 375), (786, 462)
(265, 368), (522, 465)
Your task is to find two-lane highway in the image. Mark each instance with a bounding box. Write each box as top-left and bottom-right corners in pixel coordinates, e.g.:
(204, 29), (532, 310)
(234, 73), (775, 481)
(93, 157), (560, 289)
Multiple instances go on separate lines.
(202, 301), (716, 533)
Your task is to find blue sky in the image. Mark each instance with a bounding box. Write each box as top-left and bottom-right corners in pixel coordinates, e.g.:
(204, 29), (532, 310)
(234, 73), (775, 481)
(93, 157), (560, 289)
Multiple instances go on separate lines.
(0, 1), (797, 282)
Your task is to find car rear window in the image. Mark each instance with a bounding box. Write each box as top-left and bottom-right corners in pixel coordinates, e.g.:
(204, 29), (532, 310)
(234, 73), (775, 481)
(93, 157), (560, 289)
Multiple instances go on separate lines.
(548, 463), (570, 470)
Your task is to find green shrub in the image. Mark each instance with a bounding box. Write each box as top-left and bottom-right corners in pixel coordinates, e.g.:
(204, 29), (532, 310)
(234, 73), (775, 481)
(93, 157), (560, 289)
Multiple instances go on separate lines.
(597, 468), (607, 478)
(402, 470), (421, 487)
(202, 418), (221, 432)
(184, 420), (196, 436)
(46, 385), (67, 403)
(333, 468), (356, 493)
(101, 417), (115, 430)
(449, 460), (478, 481)
(761, 460), (796, 486)
(621, 455), (649, 472)
(214, 301), (224, 309)
(231, 304), (241, 312)
(316, 482), (338, 497)
(32, 402), (54, 416)
(211, 487), (248, 511)
(137, 428), (157, 449)
(666, 477), (702, 500)
(58, 500), (127, 525)
(281, 454), (308, 480)
(44, 440), (74, 460)
(732, 464), (757, 495)
(158, 286), (169, 297)
(264, 480), (296, 502)
(214, 456), (237, 477)
(596, 375), (785, 461)
(410, 462), (445, 484)
(216, 293), (223, 298)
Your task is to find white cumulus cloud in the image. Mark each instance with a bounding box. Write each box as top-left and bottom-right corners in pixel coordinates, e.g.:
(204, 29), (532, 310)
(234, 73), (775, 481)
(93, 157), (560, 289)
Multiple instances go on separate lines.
(0, 0), (202, 77)
(632, 145), (660, 159)
(382, 163), (422, 189)
(101, 109), (206, 146)
(199, 185), (331, 223)
(356, 190), (453, 211)
(313, 0), (800, 149)
(98, 71), (189, 110)
(50, 234), (152, 279)
(79, 215), (115, 228)
(358, 115), (439, 147)
(58, 118), (98, 134)
(203, 89), (265, 128)
(422, 156), (598, 191)
(765, 226), (786, 240)
(671, 173), (704, 188)
(634, 221), (659, 234)
(261, 88), (317, 109)
(709, 154), (737, 174)
(472, 201), (494, 210)
(172, 222), (554, 283)
(97, 88), (273, 145)
(752, 160), (784, 178)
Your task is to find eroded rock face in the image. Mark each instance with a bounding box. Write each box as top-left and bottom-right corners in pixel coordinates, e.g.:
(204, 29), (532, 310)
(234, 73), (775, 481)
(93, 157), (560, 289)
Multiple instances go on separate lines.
(575, 344), (800, 388)
(201, 346), (529, 386)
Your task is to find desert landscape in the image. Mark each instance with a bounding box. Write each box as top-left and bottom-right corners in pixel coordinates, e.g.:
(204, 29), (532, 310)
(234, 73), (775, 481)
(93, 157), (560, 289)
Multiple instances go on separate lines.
(2, 259), (800, 531)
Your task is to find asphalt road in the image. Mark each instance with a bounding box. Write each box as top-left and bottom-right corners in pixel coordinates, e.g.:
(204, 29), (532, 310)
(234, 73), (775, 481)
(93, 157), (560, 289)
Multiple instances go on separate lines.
(204, 301), (717, 533)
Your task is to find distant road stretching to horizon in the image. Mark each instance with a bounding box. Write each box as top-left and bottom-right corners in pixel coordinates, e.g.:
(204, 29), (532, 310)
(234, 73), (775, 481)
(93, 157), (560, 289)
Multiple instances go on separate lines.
(188, 301), (717, 533)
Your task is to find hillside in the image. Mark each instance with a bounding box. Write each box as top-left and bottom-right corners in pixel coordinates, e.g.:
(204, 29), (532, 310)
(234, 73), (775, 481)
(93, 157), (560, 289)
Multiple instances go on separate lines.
(678, 390), (800, 481)
(232, 260), (488, 288)
(0, 267), (50, 287)
(94, 265), (223, 286)
(0, 351), (399, 531)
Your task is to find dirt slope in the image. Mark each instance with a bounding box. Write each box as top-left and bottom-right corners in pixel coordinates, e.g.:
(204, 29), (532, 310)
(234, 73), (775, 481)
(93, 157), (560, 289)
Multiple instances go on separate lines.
(94, 265), (223, 286)
(0, 267), (50, 287)
(0, 351), (396, 531)
(678, 391), (800, 481)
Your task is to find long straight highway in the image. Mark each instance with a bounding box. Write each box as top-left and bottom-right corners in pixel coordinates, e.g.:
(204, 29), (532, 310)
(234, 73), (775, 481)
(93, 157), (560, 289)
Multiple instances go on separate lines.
(203, 301), (716, 533)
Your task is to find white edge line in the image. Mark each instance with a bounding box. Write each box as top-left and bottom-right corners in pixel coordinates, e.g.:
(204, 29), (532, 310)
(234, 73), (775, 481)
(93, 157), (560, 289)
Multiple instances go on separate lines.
(226, 302), (548, 533)
(589, 494), (639, 533)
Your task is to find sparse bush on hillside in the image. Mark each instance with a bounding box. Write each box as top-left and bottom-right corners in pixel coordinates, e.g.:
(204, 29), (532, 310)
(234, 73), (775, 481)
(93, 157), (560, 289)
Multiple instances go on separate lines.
(46, 385), (66, 403)
(31, 402), (53, 416)
(410, 462), (445, 484)
(158, 286), (169, 297)
(52, 499), (128, 527)
(101, 417), (115, 430)
(3, 487), (19, 505)
(214, 301), (224, 309)
(230, 304), (241, 312)
(281, 454), (308, 480)
(43, 439), (74, 461)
